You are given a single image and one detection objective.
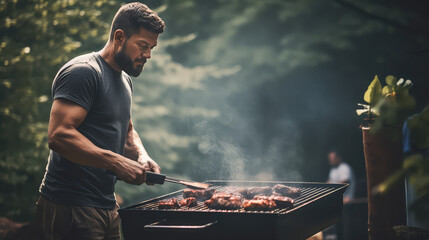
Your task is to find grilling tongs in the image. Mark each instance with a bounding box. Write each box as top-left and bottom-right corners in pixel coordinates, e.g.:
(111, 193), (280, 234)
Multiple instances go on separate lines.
(146, 172), (211, 189)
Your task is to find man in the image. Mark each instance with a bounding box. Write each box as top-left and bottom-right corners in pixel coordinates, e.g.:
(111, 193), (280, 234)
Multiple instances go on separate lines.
(327, 150), (355, 202)
(324, 150), (356, 240)
(35, 3), (164, 239)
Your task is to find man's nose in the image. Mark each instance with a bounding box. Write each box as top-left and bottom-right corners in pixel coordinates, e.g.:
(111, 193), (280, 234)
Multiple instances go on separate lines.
(142, 49), (151, 59)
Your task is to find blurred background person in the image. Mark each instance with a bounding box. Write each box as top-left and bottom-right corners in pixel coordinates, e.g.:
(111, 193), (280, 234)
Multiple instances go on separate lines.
(327, 150), (355, 203)
(324, 150), (356, 240)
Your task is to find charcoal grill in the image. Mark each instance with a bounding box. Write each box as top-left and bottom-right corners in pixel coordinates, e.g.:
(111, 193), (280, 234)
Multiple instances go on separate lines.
(118, 180), (348, 240)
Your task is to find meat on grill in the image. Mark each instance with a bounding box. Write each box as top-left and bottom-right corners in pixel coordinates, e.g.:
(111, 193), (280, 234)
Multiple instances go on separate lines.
(272, 184), (301, 197)
(239, 186), (272, 199)
(269, 195), (294, 207)
(179, 197), (197, 207)
(159, 185), (298, 211)
(252, 194), (271, 201)
(253, 195), (294, 208)
(242, 199), (277, 211)
(205, 193), (242, 210)
(183, 188), (216, 200)
(158, 199), (180, 209)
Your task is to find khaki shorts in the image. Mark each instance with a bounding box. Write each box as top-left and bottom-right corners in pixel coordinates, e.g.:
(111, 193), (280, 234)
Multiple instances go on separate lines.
(35, 195), (120, 240)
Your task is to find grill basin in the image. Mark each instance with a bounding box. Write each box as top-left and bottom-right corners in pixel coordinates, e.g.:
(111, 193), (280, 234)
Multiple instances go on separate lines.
(118, 181), (348, 240)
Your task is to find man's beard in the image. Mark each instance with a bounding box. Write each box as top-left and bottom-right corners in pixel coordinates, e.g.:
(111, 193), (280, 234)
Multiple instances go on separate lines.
(113, 44), (145, 77)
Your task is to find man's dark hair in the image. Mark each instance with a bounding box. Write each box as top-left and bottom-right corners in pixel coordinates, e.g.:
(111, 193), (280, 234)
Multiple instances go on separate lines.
(109, 2), (165, 41)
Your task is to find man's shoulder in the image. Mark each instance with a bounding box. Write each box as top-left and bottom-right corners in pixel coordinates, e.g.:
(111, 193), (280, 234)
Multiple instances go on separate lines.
(60, 52), (102, 77)
(52, 53), (103, 92)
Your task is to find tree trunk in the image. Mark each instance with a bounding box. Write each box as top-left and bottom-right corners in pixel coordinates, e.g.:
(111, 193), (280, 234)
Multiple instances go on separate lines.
(362, 126), (407, 240)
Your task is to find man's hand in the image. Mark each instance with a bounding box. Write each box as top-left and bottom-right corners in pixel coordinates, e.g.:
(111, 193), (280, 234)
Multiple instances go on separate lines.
(115, 157), (147, 185)
(138, 155), (161, 185)
(138, 155), (161, 173)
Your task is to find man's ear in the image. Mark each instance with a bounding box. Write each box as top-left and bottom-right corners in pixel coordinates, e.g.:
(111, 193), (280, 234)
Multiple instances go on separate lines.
(113, 29), (126, 48)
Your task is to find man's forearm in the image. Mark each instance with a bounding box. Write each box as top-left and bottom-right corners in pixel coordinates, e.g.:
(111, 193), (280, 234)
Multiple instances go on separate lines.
(49, 126), (126, 171)
(124, 129), (150, 161)
(122, 122), (160, 175)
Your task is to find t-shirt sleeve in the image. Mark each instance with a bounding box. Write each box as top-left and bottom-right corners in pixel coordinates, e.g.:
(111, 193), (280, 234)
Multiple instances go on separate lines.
(52, 63), (99, 111)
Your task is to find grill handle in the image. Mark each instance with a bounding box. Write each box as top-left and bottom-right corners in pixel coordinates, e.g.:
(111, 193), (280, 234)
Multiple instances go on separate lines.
(144, 220), (218, 231)
(114, 171), (166, 184)
(145, 172), (166, 184)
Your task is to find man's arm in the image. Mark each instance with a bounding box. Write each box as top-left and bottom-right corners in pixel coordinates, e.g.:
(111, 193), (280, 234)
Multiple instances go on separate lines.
(48, 99), (147, 185)
(124, 119), (161, 174)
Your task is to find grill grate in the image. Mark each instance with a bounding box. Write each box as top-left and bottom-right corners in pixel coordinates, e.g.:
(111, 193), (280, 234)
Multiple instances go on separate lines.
(119, 181), (348, 240)
(134, 184), (338, 214)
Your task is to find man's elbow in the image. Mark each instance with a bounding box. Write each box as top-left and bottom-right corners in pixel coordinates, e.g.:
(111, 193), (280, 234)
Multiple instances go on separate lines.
(48, 129), (67, 152)
(48, 132), (59, 151)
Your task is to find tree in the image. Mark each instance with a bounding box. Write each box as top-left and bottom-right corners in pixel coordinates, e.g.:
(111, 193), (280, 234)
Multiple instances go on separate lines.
(0, 0), (120, 220)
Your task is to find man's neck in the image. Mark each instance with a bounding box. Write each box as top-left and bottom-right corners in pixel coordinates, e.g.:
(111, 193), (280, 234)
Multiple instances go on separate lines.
(99, 43), (122, 73)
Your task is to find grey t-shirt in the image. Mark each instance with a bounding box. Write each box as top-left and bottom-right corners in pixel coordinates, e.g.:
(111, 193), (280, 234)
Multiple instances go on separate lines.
(39, 52), (132, 209)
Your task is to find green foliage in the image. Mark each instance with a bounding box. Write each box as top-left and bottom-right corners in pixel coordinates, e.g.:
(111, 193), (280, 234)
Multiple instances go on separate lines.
(375, 78), (416, 128)
(363, 75), (382, 106)
(357, 75), (416, 130)
(0, 0), (120, 220)
(385, 75), (397, 86)
(382, 75), (396, 95)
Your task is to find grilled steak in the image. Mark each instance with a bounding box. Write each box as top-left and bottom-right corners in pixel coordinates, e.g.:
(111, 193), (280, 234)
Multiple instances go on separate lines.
(205, 193), (242, 210)
(254, 195), (294, 208)
(203, 188), (216, 198)
(179, 197), (197, 207)
(183, 188), (216, 200)
(253, 194), (294, 207)
(269, 195), (294, 207)
(183, 189), (204, 199)
(158, 198), (180, 209)
(272, 184), (301, 197)
(252, 194), (271, 200)
(242, 199), (277, 211)
(239, 186), (272, 199)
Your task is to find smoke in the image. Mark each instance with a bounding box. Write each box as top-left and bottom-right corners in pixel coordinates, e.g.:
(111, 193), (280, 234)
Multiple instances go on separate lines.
(193, 113), (303, 181)
(195, 119), (244, 180)
(198, 135), (246, 180)
(265, 120), (303, 181)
